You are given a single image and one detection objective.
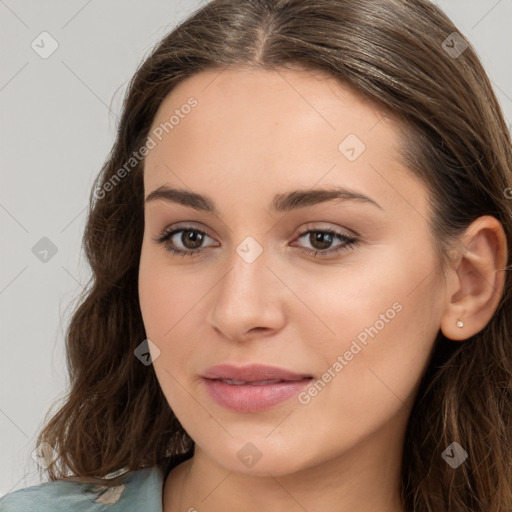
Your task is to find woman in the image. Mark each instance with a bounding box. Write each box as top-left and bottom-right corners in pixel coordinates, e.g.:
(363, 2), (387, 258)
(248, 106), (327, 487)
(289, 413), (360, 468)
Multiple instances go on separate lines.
(2, 0), (511, 511)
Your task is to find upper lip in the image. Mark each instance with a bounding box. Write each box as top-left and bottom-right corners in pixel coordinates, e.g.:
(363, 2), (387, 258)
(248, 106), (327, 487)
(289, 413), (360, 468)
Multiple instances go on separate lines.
(202, 364), (313, 382)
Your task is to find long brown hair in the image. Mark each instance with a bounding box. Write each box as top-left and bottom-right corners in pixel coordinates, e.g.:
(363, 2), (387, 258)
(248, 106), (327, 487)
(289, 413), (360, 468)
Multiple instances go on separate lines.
(36, 1), (512, 510)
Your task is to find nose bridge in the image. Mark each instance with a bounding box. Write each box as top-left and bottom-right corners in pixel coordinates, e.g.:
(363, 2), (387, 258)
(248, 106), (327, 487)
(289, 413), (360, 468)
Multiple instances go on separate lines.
(207, 234), (285, 338)
(218, 236), (271, 310)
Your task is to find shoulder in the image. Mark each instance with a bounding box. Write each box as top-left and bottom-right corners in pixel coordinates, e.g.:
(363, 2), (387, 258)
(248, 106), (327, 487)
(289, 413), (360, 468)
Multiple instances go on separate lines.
(0, 466), (164, 512)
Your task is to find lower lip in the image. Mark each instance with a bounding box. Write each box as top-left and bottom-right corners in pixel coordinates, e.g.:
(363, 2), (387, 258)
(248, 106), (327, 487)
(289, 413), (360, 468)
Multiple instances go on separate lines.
(202, 378), (312, 413)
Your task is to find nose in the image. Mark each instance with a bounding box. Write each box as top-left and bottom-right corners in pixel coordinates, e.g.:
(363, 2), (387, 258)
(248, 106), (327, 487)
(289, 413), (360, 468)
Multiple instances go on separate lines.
(206, 242), (287, 343)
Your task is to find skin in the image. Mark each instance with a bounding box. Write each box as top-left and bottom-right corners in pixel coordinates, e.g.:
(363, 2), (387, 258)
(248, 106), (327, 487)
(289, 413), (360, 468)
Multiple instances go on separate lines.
(138, 66), (507, 512)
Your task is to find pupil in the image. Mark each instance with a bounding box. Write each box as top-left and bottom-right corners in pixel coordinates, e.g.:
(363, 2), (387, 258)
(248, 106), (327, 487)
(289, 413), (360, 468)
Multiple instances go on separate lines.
(311, 232), (332, 250)
(183, 230), (203, 249)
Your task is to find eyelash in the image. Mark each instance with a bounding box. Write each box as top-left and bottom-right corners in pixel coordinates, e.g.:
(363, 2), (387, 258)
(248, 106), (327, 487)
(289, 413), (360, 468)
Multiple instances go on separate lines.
(152, 226), (359, 259)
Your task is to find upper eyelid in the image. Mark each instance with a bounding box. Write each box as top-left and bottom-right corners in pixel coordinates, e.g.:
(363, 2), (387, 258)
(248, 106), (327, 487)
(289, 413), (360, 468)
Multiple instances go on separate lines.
(160, 225), (356, 245)
(159, 221), (216, 238)
(160, 219), (357, 236)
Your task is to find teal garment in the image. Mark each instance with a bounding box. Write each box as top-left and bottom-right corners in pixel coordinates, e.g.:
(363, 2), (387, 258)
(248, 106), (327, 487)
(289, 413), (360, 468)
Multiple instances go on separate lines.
(0, 466), (164, 512)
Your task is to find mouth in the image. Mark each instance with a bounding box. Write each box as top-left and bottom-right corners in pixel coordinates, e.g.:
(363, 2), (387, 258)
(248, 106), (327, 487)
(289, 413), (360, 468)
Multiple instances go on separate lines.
(201, 364), (313, 413)
(201, 363), (313, 382)
(211, 377), (309, 386)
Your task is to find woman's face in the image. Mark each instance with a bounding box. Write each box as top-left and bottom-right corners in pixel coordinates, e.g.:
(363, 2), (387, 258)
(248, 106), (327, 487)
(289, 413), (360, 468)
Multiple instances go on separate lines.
(138, 66), (447, 476)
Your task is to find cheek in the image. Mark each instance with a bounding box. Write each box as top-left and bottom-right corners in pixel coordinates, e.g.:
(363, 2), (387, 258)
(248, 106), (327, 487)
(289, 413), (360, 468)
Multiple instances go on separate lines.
(138, 247), (206, 340)
(291, 243), (441, 410)
(138, 250), (203, 408)
(138, 246), (218, 398)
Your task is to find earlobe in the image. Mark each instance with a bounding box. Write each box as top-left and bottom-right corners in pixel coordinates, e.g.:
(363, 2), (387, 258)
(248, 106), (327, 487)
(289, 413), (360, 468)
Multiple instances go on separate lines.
(440, 216), (508, 341)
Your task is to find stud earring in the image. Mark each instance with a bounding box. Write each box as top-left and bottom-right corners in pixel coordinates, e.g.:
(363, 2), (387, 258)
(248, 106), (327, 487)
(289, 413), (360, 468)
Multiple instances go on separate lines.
(456, 319), (464, 328)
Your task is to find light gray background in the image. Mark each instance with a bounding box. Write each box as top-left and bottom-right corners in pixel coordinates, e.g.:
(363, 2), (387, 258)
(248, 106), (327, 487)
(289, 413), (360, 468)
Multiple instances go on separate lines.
(1, 0), (511, 496)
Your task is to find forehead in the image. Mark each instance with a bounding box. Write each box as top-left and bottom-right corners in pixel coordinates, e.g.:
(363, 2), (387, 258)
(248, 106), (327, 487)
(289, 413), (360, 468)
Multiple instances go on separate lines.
(148, 65), (389, 141)
(142, 66), (425, 218)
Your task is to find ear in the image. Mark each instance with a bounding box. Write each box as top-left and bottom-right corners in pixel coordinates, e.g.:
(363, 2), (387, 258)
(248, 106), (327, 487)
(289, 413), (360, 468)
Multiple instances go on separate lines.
(440, 215), (508, 341)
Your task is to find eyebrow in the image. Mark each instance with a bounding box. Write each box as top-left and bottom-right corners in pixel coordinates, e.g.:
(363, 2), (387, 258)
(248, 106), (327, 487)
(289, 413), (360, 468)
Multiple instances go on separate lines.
(144, 185), (382, 214)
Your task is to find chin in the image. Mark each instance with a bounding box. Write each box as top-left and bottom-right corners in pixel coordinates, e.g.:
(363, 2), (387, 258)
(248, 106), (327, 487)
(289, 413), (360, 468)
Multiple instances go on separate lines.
(198, 435), (314, 477)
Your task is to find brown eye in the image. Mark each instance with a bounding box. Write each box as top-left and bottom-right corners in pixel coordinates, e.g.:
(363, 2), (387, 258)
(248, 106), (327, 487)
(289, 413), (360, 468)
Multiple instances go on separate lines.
(153, 227), (218, 256)
(307, 231), (335, 250)
(293, 229), (359, 258)
(176, 230), (205, 250)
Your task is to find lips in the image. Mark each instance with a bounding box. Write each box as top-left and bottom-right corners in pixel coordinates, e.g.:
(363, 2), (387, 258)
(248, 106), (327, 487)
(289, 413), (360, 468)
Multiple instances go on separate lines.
(217, 378), (300, 385)
(201, 363), (312, 382)
(201, 364), (313, 413)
